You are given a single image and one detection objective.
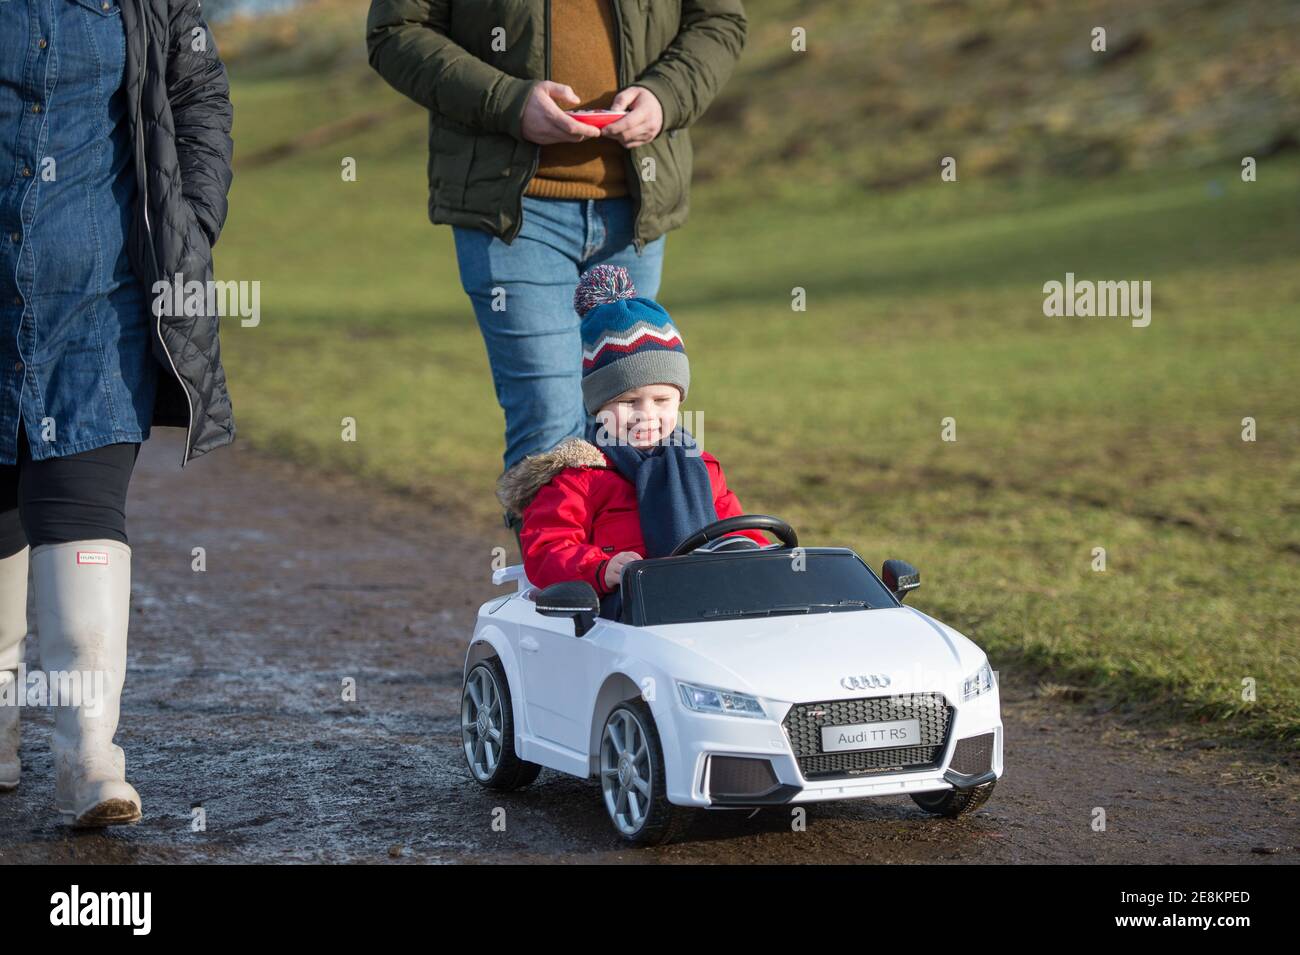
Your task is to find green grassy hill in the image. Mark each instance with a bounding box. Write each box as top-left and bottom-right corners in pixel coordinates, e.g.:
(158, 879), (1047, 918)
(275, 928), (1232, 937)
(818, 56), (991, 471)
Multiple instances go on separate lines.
(208, 0), (1300, 744)
(216, 0), (1300, 189)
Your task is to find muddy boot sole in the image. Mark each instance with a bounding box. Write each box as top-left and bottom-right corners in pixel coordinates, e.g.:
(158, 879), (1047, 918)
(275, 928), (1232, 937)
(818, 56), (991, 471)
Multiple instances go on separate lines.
(67, 798), (143, 827)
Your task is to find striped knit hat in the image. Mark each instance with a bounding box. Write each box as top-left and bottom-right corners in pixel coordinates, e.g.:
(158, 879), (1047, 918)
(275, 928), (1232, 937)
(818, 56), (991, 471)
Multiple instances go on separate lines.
(575, 265), (689, 415)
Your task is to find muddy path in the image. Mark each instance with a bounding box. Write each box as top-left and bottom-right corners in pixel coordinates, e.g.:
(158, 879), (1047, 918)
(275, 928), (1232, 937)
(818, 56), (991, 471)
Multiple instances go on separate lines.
(0, 431), (1296, 864)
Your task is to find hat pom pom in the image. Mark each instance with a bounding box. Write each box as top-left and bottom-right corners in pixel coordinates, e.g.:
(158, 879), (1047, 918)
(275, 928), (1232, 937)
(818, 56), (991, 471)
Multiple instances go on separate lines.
(574, 264), (637, 317)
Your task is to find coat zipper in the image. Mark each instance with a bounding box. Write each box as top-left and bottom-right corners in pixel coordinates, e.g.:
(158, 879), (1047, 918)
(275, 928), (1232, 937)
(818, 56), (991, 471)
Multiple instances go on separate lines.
(511, 0), (548, 244)
(136, 1), (196, 468)
(609, 0), (644, 254)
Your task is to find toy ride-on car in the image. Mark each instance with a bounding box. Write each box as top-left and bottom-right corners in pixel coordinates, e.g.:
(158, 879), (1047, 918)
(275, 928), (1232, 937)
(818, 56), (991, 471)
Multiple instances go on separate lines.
(460, 514), (1003, 845)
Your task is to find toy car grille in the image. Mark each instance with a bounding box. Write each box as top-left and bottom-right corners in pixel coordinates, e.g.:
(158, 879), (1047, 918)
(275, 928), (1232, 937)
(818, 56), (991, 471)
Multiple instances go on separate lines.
(948, 731), (995, 776)
(782, 692), (953, 780)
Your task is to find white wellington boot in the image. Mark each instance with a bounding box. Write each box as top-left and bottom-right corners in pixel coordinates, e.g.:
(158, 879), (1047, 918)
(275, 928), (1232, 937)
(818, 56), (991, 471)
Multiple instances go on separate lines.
(32, 539), (142, 826)
(0, 545), (29, 791)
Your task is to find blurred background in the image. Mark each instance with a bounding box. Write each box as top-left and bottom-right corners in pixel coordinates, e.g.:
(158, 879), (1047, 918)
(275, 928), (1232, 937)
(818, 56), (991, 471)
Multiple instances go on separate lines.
(201, 0), (1298, 743)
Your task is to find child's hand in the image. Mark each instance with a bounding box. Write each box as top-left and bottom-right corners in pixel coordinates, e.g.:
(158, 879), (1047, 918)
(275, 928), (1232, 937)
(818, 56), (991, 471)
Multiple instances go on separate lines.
(604, 551), (643, 590)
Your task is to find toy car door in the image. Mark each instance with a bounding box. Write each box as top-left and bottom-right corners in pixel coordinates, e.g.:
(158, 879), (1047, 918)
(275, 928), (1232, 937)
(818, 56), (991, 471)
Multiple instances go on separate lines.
(518, 612), (598, 754)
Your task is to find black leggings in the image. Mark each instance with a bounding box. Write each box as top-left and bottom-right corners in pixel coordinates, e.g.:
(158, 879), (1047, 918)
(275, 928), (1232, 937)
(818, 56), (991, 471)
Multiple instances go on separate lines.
(0, 428), (141, 559)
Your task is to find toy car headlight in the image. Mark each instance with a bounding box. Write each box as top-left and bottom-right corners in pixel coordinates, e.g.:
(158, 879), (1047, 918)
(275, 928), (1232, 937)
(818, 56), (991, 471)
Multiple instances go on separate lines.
(676, 681), (766, 719)
(962, 661), (995, 701)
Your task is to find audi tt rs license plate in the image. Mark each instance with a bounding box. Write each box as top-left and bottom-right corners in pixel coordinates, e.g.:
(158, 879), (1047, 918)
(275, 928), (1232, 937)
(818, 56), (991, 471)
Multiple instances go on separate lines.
(821, 718), (922, 753)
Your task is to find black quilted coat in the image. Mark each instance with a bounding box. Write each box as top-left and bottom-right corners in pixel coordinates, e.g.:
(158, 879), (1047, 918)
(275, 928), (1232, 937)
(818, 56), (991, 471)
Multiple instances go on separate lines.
(120, 0), (236, 467)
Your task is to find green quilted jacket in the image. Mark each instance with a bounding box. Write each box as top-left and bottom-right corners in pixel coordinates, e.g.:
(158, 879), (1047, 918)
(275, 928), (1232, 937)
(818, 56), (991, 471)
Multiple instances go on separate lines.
(365, 0), (747, 251)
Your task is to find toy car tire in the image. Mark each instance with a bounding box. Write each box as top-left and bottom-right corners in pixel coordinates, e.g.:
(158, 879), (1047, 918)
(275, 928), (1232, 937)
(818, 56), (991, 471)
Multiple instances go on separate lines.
(599, 699), (691, 845)
(910, 780), (996, 818)
(461, 659), (542, 791)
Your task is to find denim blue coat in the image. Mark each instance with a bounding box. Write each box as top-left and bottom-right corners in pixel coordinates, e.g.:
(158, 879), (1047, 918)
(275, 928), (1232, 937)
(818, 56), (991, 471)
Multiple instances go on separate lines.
(0, 0), (159, 464)
(0, 0), (235, 468)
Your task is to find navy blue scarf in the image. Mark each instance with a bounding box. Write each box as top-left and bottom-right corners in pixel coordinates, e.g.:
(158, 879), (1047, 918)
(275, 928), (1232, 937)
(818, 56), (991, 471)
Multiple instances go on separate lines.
(585, 418), (717, 559)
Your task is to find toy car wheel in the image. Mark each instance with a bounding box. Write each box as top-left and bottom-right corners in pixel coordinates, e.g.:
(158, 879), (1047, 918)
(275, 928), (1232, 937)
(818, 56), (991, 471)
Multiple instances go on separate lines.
(461, 659), (542, 790)
(911, 780), (996, 818)
(599, 699), (690, 845)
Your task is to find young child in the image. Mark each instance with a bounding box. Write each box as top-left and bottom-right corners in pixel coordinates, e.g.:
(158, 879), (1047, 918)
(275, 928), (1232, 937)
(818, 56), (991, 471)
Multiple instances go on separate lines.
(496, 264), (766, 618)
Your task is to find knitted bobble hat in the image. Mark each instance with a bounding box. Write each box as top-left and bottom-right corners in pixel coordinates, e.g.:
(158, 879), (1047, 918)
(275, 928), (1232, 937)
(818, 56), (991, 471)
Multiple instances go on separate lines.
(575, 264), (689, 415)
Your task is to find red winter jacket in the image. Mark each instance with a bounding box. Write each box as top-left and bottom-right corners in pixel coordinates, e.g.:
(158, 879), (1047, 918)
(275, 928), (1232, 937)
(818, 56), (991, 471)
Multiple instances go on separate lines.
(501, 438), (766, 597)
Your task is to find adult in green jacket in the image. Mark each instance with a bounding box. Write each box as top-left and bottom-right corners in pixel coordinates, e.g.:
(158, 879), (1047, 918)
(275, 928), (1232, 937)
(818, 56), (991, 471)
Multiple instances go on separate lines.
(365, 0), (747, 541)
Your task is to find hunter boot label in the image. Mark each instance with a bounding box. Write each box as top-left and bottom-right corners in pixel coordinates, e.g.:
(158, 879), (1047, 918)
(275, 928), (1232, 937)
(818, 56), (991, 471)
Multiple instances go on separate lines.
(76, 551), (109, 565)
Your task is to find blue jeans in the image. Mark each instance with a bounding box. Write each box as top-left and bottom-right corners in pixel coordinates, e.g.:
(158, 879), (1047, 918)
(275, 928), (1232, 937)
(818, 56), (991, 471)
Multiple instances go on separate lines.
(453, 195), (666, 475)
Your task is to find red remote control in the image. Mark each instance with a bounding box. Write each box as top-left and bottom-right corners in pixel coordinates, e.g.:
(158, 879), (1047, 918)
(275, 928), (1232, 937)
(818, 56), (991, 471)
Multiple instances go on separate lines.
(568, 109), (628, 129)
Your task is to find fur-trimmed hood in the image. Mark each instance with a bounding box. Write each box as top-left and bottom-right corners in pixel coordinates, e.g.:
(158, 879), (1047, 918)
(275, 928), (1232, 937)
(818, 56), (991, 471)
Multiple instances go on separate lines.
(496, 437), (609, 518)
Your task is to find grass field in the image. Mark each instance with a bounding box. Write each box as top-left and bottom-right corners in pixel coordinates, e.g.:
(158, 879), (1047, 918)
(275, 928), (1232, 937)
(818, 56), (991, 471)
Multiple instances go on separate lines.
(210, 2), (1300, 744)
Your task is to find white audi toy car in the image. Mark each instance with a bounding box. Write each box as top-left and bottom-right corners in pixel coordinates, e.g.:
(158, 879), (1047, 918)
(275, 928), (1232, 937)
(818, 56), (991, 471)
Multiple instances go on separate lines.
(460, 515), (1003, 844)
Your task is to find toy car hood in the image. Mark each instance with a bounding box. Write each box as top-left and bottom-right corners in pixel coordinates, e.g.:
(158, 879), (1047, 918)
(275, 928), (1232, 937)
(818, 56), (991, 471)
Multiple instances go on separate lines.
(630, 606), (987, 704)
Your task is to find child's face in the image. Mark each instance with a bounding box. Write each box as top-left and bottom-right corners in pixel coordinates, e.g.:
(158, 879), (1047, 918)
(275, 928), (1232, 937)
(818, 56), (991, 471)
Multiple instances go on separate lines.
(596, 384), (682, 449)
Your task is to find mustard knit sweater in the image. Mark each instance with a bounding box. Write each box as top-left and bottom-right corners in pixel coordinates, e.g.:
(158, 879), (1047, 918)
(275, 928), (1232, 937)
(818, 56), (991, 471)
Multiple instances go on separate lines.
(523, 0), (630, 200)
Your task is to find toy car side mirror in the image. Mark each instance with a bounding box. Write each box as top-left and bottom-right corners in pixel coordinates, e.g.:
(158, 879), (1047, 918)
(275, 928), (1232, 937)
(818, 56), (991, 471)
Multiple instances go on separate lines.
(881, 559), (921, 602)
(535, 581), (601, 637)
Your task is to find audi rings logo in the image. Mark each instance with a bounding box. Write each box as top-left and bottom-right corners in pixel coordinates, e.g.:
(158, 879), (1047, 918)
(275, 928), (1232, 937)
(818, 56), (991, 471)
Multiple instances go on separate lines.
(840, 673), (891, 691)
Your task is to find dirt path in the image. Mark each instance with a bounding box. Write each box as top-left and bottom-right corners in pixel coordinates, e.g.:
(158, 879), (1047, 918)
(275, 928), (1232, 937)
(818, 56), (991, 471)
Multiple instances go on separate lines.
(0, 431), (1295, 863)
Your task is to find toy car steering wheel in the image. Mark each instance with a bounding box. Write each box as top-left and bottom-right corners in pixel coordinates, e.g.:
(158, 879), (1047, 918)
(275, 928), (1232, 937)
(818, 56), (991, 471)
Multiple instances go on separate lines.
(668, 514), (799, 557)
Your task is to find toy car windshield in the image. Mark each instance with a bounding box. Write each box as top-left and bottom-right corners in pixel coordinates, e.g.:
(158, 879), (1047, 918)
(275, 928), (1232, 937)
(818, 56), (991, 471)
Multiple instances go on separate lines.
(622, 548), (900, 627)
